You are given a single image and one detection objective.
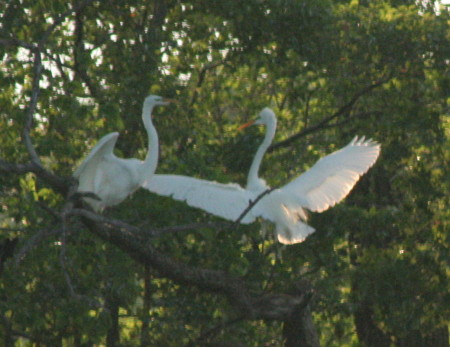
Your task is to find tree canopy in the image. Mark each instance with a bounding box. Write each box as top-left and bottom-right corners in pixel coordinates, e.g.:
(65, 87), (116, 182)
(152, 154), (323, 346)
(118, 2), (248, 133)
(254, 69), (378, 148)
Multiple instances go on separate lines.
(0, 0), (448, 346)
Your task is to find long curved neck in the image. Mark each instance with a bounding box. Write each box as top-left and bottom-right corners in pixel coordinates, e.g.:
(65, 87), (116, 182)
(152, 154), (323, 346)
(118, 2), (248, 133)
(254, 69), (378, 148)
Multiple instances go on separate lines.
(141, 101), (159, 180)
(246, 119), (276, 188)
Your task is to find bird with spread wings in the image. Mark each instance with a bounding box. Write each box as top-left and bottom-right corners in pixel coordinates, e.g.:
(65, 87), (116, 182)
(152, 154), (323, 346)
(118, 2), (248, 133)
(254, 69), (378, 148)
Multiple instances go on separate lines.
(144, 107), (380, 244)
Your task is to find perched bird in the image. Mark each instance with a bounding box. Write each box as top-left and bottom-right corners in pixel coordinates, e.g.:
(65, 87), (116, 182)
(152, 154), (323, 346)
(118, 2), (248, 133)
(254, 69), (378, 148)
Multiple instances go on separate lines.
(74, 95), (173, 211)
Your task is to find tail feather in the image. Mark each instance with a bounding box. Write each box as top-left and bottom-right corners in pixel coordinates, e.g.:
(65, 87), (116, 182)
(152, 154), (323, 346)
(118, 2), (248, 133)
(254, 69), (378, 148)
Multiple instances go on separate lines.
(276, 222), (315, 244)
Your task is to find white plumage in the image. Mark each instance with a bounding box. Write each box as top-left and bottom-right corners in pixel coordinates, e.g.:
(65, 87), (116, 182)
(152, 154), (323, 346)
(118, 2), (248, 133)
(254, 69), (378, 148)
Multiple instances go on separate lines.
(144, 107), (381, 244)
(74, 95), (172, 211)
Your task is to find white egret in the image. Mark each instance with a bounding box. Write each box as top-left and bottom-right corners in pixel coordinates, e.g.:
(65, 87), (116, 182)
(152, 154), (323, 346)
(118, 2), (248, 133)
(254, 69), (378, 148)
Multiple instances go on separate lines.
(74, 95), (173, 211)
(144, 108), (380, 244)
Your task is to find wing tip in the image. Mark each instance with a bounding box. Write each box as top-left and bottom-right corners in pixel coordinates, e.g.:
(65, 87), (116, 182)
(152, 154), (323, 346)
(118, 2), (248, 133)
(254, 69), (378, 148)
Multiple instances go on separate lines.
(352, 135), (380, 148)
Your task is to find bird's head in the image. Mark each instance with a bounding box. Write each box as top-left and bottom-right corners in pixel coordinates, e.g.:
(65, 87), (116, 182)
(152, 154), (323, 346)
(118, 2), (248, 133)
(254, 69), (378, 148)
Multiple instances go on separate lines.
(144, 95), (175, 106)
(238, 107), (276, 130)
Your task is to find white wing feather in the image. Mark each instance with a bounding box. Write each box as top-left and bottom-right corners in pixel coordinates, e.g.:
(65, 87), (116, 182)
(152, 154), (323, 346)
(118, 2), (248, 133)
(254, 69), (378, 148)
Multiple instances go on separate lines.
(73, 132), (119, 179)
(144, 175), (259, 223)
(283, 136), (380, 212)
(73, 132), (121, 211)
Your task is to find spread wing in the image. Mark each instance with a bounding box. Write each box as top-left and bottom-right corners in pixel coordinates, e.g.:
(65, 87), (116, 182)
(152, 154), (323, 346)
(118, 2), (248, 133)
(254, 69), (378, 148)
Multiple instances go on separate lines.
(283, 136), (380, 212)
(143, 174), (259, 223)
(73, 132), (119, 191)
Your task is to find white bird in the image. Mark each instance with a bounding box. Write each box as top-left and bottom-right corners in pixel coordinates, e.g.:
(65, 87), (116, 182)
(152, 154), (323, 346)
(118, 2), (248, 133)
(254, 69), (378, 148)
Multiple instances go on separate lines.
(144, 108), (380, 244)
(74, 95), (173, 211)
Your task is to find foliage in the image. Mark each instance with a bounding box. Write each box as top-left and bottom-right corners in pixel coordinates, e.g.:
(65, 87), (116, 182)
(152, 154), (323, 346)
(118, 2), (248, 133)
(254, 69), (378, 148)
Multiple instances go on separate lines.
(0, 0), (448, 346)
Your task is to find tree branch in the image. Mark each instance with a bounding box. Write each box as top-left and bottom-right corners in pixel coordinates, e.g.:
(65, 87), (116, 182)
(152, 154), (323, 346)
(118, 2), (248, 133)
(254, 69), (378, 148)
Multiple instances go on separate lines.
(0, 159), (35, 174)
(39, 0), (96, 44)
(0, 158), (71, 195)
(22, 48), (43, 166)
(269, 75), (392, 152)
(234, 188), (276, 226)
(190, 59), (229, 107)
(72, 207), (311, 321)
(0, 0), (96, 195)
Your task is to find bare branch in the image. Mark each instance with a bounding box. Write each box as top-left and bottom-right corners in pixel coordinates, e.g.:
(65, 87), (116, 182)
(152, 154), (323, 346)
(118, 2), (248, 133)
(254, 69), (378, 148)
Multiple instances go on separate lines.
(0, 38), (37, 50)
(190, 59), (229, 107)
(74, 207), (311, 321)
(0, 159), (35, 174)
(0, 158), (70, 195)
(0, 0), (97, 195)
(234, 188), (276, 226)
(0, 38), (43, 167)
(269, 75), (392, 152)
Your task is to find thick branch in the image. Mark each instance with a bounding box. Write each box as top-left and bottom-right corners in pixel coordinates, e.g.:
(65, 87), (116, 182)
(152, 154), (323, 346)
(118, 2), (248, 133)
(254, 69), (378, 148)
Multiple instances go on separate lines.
(269, 75), (392, 152)
(0, 159), (35, 174)
(72, 208), (311, 321)
(0, 159), (70, 195)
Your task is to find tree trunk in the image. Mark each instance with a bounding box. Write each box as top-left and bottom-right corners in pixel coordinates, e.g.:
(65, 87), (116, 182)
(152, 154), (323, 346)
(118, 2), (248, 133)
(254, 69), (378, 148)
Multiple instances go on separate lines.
(140, 265), (152, 347)
(353, 300), (390, 347)
(105, 296), (120, 347)
(1, 316), (14, 347)
(282, 280), (320, 347)
(282, 305), (320, 347)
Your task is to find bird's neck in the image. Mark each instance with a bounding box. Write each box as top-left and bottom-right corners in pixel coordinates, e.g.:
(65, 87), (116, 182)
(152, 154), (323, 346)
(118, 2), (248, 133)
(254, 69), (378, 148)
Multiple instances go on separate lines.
(246, 120), (276, 189)
(141, 102), (159, 181)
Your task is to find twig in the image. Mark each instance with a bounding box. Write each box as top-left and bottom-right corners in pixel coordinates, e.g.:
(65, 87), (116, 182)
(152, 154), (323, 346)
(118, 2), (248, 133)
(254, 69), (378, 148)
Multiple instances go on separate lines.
(234, 188), (276, 226)
(42, 51), (71, 90)
(190, 60), (228, 107)
(39, 0), (96, 45)
(269, 75), (392, 152)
